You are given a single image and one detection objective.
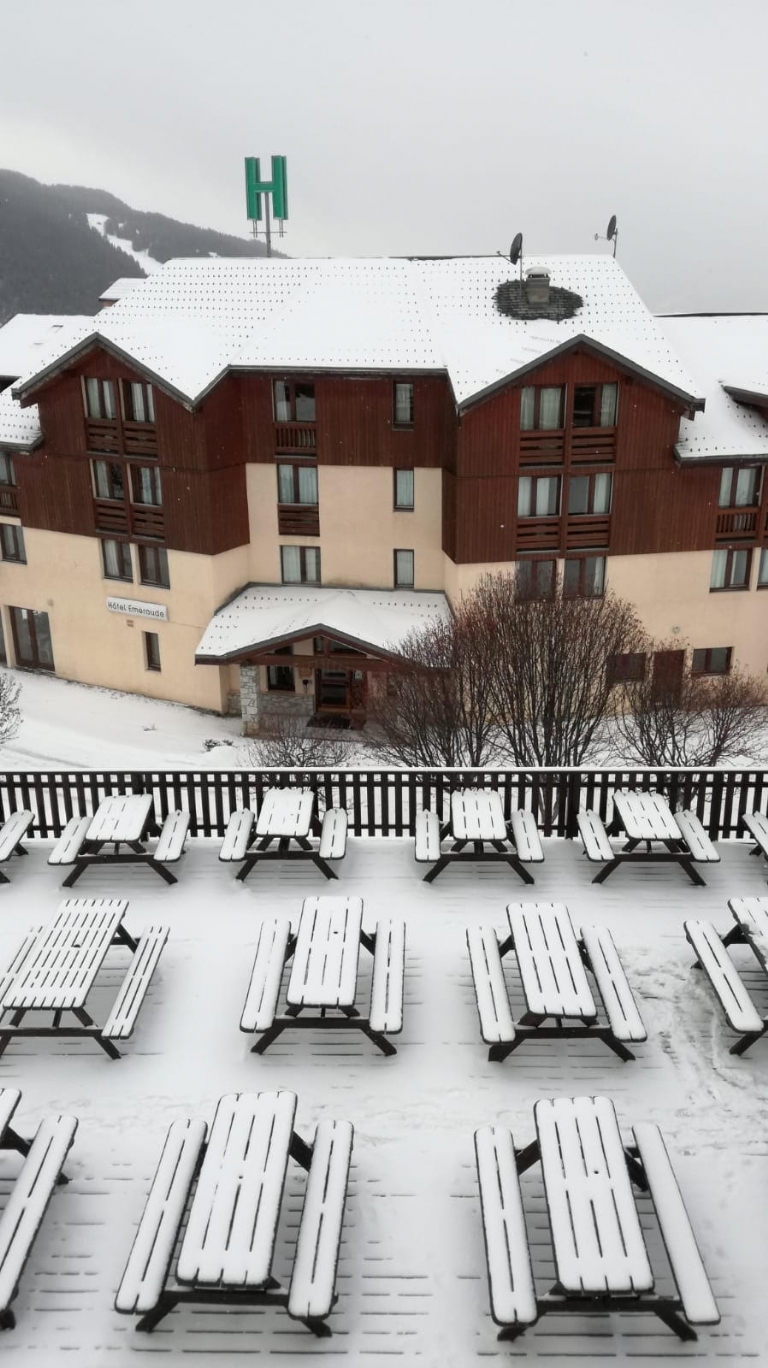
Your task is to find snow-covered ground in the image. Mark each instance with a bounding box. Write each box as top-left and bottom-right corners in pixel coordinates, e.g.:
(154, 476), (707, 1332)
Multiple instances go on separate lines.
(0, 835), (766, 1365)
(86, 212), (162, 274)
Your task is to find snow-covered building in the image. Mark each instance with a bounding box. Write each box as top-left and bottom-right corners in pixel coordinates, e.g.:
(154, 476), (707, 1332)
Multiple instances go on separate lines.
(0, 257), (766, 727)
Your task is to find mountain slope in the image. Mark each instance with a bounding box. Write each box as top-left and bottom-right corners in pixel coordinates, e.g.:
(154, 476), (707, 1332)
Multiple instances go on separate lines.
(0, 170), (279, 324)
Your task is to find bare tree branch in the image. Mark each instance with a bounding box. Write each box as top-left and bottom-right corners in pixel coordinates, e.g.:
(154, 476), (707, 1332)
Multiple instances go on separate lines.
(246, 715), (352, 768)
(0, 672), (21, 749)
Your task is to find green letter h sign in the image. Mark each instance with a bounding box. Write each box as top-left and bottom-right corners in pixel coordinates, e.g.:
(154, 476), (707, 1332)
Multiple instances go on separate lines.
(245, 156), (288, 221)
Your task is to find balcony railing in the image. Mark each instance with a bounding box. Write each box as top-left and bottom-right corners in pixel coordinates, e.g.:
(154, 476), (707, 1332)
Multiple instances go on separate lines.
(132, 505), (165, 539)
(274, 423), (317, 453)
(277, 504), (320, 537)
(123, 422), (158, 457)
(519, 431), (564, 464)
(566, 514), (611, 550)
(570, 428), (616, 463)
(93, 498), (129, 535)
(515, 516), (560, 552)
(85, 418), (120, 453)
(85, 419), (158, 456)
(715, 508), (759, 541)
(0, 487), (19, 514)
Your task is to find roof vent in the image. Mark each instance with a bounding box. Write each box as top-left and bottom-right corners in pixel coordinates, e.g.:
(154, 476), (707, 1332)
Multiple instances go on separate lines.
(525, 268), (550, 306)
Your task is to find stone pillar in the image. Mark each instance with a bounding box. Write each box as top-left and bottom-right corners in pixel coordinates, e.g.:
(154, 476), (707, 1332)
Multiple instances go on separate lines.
(239, 665), (261, 737)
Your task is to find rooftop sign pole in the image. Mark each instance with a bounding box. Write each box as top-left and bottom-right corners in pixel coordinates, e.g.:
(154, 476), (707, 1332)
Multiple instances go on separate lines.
(244, 155), (288, 258)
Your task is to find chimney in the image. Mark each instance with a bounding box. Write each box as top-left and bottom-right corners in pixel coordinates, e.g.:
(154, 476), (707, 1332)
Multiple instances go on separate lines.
(525, 268), (550, 306)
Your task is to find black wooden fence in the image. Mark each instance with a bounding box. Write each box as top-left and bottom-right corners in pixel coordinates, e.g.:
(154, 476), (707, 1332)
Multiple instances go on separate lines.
(0, 768), (767, 841)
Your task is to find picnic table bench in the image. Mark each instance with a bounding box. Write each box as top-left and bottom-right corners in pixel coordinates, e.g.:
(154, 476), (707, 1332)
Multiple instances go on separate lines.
(115, 1090), (353, 1336)
(416, 789), (543, 885)
(220, 788), (347, 882)
(742, 811), (768, 872)
(685, 896), (768, 1054)
(475, 1095), (719, 1343)
(578, 790), (719, 885)
(241, 896), (405, 1056)
(467, 902), (646, 1061)
(0, 1089), (77, 1329)
(48, 795), (188, 886)
(0, 811), (33, 885)
(0, 898), (168, 1059)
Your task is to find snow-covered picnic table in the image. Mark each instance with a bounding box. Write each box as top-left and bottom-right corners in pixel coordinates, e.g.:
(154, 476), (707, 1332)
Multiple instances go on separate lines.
(241, 895), (405, 1055)
(48, 795), (189, 887)
(685, 895), (768, 1054)
(415, 788), (543, 884)
(220, 787), (348, 881)
(116, 1090), (353, 1336)
(475, 1094), (719, 1343)
(578, 790), (720, 885)
(0, 898), (168, 1059)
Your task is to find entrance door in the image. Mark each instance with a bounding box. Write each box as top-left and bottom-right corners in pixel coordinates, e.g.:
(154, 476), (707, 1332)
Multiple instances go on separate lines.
(651, 649), (684, 700)
(315, 668), (350, 710)
(10, 607), (55, 671)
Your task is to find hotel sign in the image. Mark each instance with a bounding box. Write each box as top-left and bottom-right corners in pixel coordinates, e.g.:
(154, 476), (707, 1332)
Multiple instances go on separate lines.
(107, 596), (168, 622)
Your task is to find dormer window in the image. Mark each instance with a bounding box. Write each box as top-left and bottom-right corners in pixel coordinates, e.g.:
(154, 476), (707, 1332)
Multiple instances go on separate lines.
(122, 381), (155, 425)
(572, 383), (618, 428)
(84, 378), (116, 420)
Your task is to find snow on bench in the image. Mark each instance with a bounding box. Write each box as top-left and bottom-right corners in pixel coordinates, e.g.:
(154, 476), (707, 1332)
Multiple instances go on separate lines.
(47, 816), (90, 868)
(219, 809), (255, 862)
(684, 919), (764, 1038)
(0, 1113), (78, 1327)
(102, 927), (169, 1041)
(632, 1123), (720, 1326)
(0, 928), (42, 1005)
(240, 920), (291, 1034)
(509, 811), (543, 864)
(0, 811), (33, 875)
(580, 925), (647, 1043)
(743, 811), (768, 860)
(288, 1118), (353, 1328)
(474, 1126), (537, 1330)
(414, 809), (441, 863)
(318, 808), (347, 861)
(115, 1117), (206, 1316)
(675, 811), (720, 863)
(369, 920), (405, 1034)
(577, 810), (614, 862)
(466, 926), (515, 1046)
(152, 812), (189, 865)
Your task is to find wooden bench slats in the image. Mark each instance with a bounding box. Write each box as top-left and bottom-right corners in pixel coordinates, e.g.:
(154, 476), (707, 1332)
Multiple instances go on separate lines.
(466, 926), (515, 1045)
(580, 926), (646, 1043)
(369, 920), (405, 1034)
(742, 811), (768, 856)
(287, 898), (362, 1009)
(47, 816), (90, 867)
(577, 810), (614, 862)
(675, 811), (720, 864)
(632, 1123), (720, 1325)
(508, 904), (596, 1020)
(153, 811), (189, 864)
(4, 900), (127, 1012)
(0, 1114), (78, 1312)
(728, 897), (768, 966)
(115, 1117), (207, 1314)
(288, 1119), (353, 1323)
(318, 808), (347, 861)
(240, 920), (291, 1033)
(474, 1126), (537, 1327)
(414, 809), (441, 862)
(219, 809), (255, 862)
(102, 927), (169, 1040)
(684, 919), (764, 1035)
(509, 810), (544, 863)
(0, 929), (43, 1006)
(0, 811), (33, 863)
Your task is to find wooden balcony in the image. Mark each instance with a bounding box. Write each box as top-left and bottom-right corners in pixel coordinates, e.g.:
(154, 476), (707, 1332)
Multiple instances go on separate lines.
(715, 508), (759, 542)
(570, 428), (616, 463)
(514, 516), (560, 552)
(278, 504), (320, 537)
(274, 423), (317, 453)
(86, 418), (120, 453)
(132, 505), (165, 539)
(93, 498), (129, 535)
(566, 514), (611, 550)
(123, 422), (158, 457)
(519, 430), (564, 465)
(0, 487), (19, 515)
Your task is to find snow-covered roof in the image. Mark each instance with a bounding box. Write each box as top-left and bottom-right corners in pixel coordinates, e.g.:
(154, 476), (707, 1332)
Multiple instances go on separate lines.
(0, 388), (41, 448)
(0, 313), (94, 381)
(11, 255), (705, 412)
(659, 315), (768, 460)
(196, 584), (452, 662)
(99, 277), (148, 303)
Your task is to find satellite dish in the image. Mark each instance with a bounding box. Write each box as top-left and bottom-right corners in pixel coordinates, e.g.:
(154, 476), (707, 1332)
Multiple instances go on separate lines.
(606, 215), (617, 241)
(510, 232), (523, 266)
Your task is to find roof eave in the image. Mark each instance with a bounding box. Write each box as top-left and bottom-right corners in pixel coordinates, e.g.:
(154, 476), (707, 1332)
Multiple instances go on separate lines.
(12, 334), (208, 412)
(195, 620), (409, 666)
(674, 445), (768, 466)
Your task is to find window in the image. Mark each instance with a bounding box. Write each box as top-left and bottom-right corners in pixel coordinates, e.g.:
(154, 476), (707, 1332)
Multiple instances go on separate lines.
(563, 555), (605, 598)
(10, 607), (54, 670)
(138, 545), (170, 588)
(568, 472), (613, 515)
(280, 545), (321, 584)
(607, 652), (646, 685)
(393, 383), (414, 427)
(692, 647), (732, 676)
(572, 383), (619, 428)
(273, 380), (316, 423)
(759, 548), (768, 586)
(520, 385), (565, 431)
(517, 475), (561, 518)
(131, 466), (162, 506)
(394, 469), (414, 509)
(0, 524), (26, 563)
(394, 549), (414, 587)
(0, 454), (15, 486)
(515, 558), (556, 599)
(144, 631), (161, 671)
(277, 463), (318, 505)
(710, 548), (751, 590)
(718, 466), (761, 508)
(267, 645), (294, 691)
(84, 378), (116, 420)
(92, 460), (125, 501)
(101, 539), (132, 581)
(122, 381), (155, 424)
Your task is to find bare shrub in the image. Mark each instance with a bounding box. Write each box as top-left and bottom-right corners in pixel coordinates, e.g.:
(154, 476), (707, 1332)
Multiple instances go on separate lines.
(246, 715), (352, 768)
(0, 671), (21, 749)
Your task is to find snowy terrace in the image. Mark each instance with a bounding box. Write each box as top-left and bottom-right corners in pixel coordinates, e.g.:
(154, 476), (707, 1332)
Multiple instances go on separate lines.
(0, 778), (767, 1367)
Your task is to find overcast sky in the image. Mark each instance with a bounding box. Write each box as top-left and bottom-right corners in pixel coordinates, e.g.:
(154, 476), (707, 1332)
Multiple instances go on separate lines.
(1, 0), (765, 313)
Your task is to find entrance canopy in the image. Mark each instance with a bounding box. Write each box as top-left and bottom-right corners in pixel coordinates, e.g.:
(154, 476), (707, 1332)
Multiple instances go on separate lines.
(195, 584), (451, 665)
